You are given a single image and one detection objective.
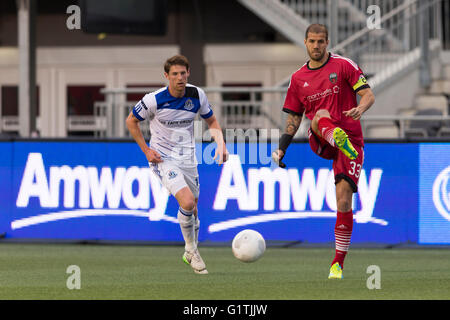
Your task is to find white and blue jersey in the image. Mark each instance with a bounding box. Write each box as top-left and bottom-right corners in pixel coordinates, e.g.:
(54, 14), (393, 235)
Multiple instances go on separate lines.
(132, 84), (213, 164)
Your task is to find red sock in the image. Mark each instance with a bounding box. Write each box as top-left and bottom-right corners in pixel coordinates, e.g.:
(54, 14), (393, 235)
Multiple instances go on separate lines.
(317, 117), (336, 146)
(332, 210), (353, 269)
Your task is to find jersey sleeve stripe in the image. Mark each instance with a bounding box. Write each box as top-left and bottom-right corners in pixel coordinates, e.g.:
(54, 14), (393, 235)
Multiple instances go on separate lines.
(200, 109), (213, 119)
(282, 107), (303, 116)
(331, 54), (359, 70)
(132, 108), (145, 121)
(140, 99), (148, 110)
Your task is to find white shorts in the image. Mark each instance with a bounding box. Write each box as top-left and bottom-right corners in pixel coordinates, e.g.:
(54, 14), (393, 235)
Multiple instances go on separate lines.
(149, 161), (200, 199)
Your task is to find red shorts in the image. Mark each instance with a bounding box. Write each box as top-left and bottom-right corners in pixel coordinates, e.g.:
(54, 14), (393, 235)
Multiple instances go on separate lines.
(308, 128), (364, 193)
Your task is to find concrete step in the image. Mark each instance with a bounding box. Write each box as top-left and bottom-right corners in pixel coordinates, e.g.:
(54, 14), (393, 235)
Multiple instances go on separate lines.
(430, 80), (450, 94)
(414, 94), (448, 114)
(366, 125), (399, 138)
(360, 52), (406, 75)
(443, 65), (450, 80)
(440, 50), (450, 64)
(398, 108), (418, 116)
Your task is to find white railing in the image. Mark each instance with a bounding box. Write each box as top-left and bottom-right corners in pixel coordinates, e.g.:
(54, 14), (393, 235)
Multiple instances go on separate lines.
(87, 87), (450, 140)
(275, 0), (444, 90)
(237, 0), (310, 48)
(280, 0), (402, 47)
(331, 0), (442, 72)
(279, 0), (443, 56)
(0, 116), (41, 135)
(1, 87), (449, 139)
(97, 87), (288, 138)
(361, 114), (450, 138)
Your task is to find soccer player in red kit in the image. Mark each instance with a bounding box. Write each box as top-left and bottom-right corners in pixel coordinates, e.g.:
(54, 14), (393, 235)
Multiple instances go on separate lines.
(272, 24), (375, 279)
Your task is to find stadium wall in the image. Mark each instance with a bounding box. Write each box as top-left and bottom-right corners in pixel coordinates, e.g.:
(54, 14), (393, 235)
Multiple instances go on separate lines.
(204, 44), (308, 87)
(0, 44), (305, 137)
(0, 46), (179, 136)
(365, 45), (444, 117)
(0, 139), (449, 246)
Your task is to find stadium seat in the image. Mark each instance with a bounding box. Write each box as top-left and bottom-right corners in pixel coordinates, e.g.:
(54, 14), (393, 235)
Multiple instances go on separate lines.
(415, 95), (448, 115)
(366, 125), (399, 138)
(437, 127), (450, 137)
(404, 128), (428, 138)
(408, 108), (443, 137)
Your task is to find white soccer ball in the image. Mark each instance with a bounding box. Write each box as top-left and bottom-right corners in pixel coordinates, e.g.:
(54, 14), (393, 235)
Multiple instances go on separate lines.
(232, 229), (266, 263)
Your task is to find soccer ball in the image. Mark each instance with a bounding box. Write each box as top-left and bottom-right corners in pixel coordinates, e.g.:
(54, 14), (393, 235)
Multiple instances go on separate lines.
(232, 229), (266, 263)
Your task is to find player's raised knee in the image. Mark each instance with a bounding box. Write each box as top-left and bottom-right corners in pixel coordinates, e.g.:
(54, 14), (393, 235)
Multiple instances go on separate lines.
(312, 109), (331, 133)
(315, 109), (331, 119)
(312, 110), (326, 125)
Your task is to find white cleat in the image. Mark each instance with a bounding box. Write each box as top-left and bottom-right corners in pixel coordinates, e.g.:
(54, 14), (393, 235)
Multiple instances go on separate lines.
(183, 249), (208, 274)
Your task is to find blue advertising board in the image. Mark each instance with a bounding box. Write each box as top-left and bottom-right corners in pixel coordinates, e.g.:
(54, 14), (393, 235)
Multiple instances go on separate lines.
(0, 140), (443, 244)
(419, 144), (450, 244)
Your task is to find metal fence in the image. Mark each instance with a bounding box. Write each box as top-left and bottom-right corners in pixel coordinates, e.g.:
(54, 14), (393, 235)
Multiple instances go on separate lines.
(0, 88), (448, 140)
(278, 0), (444, 77)
(94, 86), (450, 140)
(96, 87), (289, 139)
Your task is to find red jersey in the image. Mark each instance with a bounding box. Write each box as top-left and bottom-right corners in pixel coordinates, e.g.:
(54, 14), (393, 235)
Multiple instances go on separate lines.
(283, 52), (370, 147)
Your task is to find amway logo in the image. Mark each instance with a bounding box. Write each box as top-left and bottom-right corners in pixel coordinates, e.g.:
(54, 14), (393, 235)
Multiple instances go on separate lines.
(12, 153), (386, 233)
(12, 153), (174, 230)
(209, 155), (386, 233)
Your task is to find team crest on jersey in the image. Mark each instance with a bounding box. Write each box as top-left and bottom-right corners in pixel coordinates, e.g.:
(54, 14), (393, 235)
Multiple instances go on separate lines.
(168, 170), (178, 179)
(184, 99), (194, 111)
(329, 72), (338, 83)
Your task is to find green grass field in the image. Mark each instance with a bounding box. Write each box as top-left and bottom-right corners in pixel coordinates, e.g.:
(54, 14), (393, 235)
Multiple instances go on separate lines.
(0, 243), (449, 300)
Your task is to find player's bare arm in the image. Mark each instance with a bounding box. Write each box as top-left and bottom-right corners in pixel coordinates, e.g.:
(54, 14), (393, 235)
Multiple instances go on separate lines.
(272, 112), (302, 167)
(279, 112), (302, 157)
(204, 114), (229, 165)
(285, 112), (302, 135)
(125, 112), (162, 163)
(343, 88), (375, 120)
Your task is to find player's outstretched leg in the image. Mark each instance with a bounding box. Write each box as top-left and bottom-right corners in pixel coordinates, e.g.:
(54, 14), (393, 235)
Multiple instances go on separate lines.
(315, 114), (358, 160)
(332, 127), (358, 160)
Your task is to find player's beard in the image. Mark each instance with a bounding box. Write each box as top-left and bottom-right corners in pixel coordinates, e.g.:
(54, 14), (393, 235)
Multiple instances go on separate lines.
(309, 49), (326, 62)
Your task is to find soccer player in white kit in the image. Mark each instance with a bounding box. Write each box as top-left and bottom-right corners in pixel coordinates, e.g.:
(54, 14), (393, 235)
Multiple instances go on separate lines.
(126, 55), (229, 274)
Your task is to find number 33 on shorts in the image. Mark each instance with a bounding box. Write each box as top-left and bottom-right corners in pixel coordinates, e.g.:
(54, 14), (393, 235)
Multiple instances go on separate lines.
(348, 161), (361, 178)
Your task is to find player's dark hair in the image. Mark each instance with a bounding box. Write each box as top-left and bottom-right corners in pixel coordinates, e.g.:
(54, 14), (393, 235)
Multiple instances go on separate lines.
(305, 24), (328, 40)
(164, 55), (190, 73)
